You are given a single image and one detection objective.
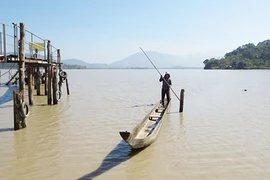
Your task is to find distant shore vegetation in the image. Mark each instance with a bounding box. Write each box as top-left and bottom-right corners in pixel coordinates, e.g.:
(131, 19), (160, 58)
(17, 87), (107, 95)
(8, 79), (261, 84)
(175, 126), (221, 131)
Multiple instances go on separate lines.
(62, 64), (87, 69)
(203, 40), (270, 70)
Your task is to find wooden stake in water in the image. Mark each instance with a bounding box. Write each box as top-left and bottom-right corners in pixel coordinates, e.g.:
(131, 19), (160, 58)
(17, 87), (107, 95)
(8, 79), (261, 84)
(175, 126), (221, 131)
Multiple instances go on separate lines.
(179, 89), (185, 112)
(13, 91), (26, 130)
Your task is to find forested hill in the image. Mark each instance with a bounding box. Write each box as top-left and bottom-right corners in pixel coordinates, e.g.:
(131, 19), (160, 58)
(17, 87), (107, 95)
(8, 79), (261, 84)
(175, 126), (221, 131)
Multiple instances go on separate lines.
(203, 40), (270, 69)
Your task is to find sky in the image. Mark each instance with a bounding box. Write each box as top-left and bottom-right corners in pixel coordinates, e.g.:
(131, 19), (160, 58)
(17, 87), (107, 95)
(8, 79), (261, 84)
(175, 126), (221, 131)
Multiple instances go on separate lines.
(1, 0), (270, 64)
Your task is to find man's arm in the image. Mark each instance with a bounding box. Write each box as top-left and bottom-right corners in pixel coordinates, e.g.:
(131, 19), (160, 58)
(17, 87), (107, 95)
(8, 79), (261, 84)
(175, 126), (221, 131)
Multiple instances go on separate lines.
(159, 75), (163, 82)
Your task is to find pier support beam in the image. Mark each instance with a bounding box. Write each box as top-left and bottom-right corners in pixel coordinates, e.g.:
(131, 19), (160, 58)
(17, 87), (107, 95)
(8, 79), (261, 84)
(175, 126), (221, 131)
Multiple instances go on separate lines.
(13, 91), (27, 130)
(14, 23), (28, 130)
(47, 40), (52, 105)
(44, 66), (48, 95)
(36, 67), (41, 95)
(66, 78), (70, 95)
(52, 66), (58, 104)
(57, 49), (62, 92)
(27, 66), (33, 105)
(18, 22), (25, 102)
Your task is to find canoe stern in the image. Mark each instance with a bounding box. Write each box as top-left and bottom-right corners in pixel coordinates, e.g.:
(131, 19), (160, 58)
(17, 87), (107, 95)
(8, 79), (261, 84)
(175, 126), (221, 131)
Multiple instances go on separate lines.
(119, 131), (131, 141)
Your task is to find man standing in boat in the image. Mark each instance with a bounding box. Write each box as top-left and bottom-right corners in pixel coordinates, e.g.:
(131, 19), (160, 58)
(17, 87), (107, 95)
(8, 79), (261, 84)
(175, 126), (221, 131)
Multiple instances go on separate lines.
(159, 72), (172, 107)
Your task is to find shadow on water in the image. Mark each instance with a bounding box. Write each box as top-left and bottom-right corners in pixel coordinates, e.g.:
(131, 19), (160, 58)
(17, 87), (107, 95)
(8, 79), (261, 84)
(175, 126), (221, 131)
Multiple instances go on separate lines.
(0, 127), (14, 133)
(78, 140), (144, 180)
(168, 111), (181, 114)
(131, 103), (154, 108)
(0, 85), (18, 106)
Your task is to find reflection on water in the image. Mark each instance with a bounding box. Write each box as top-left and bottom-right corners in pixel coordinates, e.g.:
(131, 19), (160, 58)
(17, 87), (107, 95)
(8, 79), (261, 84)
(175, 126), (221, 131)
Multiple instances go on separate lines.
(0, 69), (270, 179)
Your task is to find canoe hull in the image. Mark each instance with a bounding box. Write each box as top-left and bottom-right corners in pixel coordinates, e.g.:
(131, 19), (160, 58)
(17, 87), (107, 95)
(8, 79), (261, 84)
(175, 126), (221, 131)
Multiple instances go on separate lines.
(119, 100), (170, 149)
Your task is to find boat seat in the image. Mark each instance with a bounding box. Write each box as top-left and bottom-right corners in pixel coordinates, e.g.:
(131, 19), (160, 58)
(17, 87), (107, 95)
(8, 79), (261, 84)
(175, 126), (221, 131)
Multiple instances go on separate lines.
(155, 108), (164, 113)
(149, 115), (161, 120)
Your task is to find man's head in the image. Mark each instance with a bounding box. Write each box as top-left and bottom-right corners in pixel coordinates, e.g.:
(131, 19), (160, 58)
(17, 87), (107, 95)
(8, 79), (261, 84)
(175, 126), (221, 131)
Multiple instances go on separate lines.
(165, 72), (170, 78)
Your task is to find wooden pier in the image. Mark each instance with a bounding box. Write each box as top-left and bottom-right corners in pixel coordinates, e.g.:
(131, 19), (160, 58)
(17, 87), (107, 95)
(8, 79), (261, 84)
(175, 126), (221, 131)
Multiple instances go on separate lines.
(0, 22), (69, 130)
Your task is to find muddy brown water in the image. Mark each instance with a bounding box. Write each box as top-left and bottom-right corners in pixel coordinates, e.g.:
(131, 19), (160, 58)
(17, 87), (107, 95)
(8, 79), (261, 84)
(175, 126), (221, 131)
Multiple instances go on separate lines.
(1, 69), (270, 180)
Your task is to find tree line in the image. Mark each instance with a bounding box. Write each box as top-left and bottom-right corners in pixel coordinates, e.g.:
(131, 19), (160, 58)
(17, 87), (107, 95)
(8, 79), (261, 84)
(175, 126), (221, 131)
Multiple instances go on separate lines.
(203, 40), (270, 69)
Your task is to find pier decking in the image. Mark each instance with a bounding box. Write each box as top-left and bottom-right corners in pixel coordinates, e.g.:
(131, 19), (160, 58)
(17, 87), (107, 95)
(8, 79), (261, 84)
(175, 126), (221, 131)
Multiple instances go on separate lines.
(0, 22), (59, 65)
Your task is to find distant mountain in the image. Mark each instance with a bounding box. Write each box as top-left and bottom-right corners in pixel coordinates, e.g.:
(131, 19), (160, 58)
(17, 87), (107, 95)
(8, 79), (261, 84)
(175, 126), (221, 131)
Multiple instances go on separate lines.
(62, 59), (90, 66)
(109, 51), (179, 68)
(62, 59), (108, 68)
(62, 51), (205, 69)
(109, 51), (204, 68)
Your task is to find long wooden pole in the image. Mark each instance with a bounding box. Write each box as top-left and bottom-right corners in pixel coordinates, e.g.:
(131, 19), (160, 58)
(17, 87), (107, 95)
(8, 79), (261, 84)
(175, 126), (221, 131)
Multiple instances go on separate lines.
(139, 47), (180, 101)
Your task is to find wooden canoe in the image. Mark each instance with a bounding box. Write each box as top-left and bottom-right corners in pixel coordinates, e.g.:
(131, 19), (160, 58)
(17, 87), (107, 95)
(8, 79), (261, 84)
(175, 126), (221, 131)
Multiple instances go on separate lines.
(119, 101), (170, 149)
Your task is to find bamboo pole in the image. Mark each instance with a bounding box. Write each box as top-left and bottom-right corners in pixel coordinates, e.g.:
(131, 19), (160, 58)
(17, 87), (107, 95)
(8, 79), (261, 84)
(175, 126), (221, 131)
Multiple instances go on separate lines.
(179, 89), (185, 112)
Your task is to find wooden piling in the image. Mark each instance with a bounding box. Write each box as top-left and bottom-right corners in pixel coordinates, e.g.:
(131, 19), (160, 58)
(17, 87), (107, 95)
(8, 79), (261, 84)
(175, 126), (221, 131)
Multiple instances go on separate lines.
(66, 78), (70, 95)
(47, 40), (52, 105)
(44, 66), (48, 95)
(13, 91), (26, 130)
(13, 22), (28, 130)
(52, 66), (58, 104)
(36, 67), (41, 95)
(57, 49), (62, 92)
(27, 66), (33, 105)
(18, 23), (25, 101)
(179, 89), (185, 112)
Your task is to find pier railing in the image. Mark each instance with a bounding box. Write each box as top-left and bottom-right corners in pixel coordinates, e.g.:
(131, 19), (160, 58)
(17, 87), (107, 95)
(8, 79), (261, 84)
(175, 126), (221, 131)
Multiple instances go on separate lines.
(0, 22), (58, 63)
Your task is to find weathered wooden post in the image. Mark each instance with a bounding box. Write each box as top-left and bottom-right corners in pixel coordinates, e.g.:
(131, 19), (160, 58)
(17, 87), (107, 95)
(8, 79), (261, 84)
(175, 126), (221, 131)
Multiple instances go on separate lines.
(179, 89), (185, 112)
(36, 66), (41, 95)
(27, 66), (33, 105)
(13, 23), (29, 130)
(13, 91), (27, 130)
(66, 78), (70, 95)
(44, 66), (48, 95)
(57, 49), (62, 92)
(19, 23), (25, 101)
(47, 40), (52, 105)
(52, 66), (58, 104)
